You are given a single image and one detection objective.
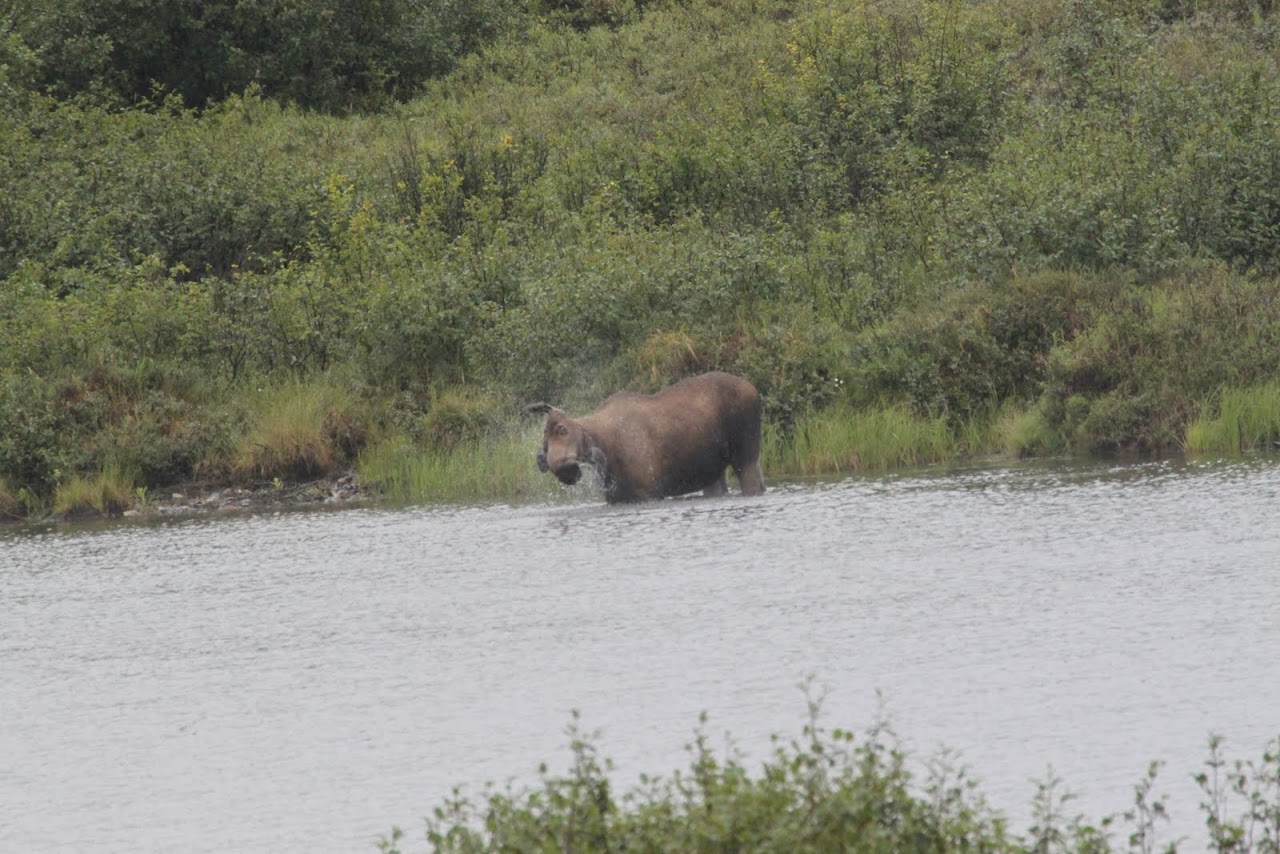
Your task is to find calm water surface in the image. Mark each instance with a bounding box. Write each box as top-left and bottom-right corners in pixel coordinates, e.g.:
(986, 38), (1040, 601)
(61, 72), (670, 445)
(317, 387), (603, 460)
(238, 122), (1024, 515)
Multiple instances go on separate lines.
(3, 458), (1279, 851)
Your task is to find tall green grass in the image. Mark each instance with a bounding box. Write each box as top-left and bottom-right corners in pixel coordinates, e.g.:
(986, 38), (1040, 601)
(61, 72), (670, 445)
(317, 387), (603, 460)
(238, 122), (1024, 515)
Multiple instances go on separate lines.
(765, 404), (957, 476)
(357, 427), (550, 504)
(990, 401), (1062, 459)
(1185, 384), (1280, 455)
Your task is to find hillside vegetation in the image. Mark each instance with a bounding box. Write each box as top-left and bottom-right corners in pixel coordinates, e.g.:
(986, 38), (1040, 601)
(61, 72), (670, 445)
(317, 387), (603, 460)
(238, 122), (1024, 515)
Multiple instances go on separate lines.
(4, 0), (1280, 516)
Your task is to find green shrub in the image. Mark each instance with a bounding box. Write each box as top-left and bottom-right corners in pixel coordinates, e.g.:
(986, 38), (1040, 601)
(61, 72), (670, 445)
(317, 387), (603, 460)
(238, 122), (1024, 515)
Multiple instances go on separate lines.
(627, 330), (707, 391)
(993, 402), (1062, 458)
(381, 704), (1014, 854)
(0, 372), (77, 496)
(1036, 265), (1280, 452)
(0, 93), (325, 279)
(714, 308), (853, 430)
(0, 475), (38, 521)
(957, 1), (1280, 276)
(849, 271), (1107, 423)
(467, 219), (792, 402)
(91, 388), (239, 488)
(0, 365), (232, 495)
(539, 0), (644, 32)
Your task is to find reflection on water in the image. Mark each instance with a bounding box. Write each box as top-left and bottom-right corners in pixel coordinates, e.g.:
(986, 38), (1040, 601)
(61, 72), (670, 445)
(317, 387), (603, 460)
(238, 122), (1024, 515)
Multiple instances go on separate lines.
(3, 457), (1280, 852)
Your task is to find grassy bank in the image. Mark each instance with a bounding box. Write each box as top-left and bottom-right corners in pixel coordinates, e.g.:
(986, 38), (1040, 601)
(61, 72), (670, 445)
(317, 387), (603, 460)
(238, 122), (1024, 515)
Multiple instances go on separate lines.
(7, 0), (1280, 516)
(10, 380), (1280, 519)
(349, 385), (1280, 508)
(379, 705), (1280, 853)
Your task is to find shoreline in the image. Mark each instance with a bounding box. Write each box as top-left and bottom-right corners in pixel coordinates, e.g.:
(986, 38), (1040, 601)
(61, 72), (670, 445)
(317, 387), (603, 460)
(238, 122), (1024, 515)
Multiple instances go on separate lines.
(17, 471), (370, 526)
(11, 450), (1275, 528)
(130, 471), (367, 520)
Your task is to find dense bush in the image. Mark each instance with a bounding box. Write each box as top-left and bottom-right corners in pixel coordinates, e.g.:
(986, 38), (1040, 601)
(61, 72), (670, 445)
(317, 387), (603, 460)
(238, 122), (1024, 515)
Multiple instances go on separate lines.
(5, 0), (526, 111)
(848, 272), (1112, 423)
(1040, 265), (1280, 452)
(0, 92), (325, 279)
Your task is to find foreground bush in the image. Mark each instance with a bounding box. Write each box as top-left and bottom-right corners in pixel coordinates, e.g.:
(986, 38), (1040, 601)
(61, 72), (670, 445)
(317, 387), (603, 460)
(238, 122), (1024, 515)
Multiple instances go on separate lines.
(380, 705), (1280, 853)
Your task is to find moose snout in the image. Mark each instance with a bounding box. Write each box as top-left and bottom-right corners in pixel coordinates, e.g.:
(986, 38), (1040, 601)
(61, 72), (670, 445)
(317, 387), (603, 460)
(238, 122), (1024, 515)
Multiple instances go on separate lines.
(553, 462), (582, 485)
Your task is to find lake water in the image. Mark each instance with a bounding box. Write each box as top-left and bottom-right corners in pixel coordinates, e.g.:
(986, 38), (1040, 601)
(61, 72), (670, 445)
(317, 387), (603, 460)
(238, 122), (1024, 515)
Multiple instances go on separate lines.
(3, 458), (1279, 852)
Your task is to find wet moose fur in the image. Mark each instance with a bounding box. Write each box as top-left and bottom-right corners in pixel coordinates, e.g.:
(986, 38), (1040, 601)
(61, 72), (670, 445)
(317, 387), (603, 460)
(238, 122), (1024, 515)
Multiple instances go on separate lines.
(527, 372), (766, 503)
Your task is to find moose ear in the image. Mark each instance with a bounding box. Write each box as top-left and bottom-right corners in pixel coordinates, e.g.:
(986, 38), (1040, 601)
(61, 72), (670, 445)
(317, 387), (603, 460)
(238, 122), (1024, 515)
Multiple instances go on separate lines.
(525, 402), (555, 416)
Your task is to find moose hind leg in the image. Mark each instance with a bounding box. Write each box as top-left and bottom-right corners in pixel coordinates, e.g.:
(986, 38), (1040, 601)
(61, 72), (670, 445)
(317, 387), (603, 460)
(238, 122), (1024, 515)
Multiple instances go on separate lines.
(733, 460), (766, 496)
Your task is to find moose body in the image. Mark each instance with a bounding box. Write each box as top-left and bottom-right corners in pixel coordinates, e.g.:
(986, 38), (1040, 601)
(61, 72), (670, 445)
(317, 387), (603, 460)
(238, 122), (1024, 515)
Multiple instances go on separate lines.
(527, 372), (766, 503)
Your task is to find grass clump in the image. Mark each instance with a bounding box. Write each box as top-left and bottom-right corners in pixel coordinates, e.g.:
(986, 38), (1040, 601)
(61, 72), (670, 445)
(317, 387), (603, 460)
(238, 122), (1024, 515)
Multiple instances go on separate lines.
(51, 465), (136, 518)
(992, 402), (1062, 459)
(229, 378), (369, 482)
(1185, 384), (1280, 455)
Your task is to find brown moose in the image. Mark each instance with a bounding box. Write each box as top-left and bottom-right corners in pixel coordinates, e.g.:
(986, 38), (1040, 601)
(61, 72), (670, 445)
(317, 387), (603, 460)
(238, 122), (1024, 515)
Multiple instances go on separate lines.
(526, 371), (766, 503)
